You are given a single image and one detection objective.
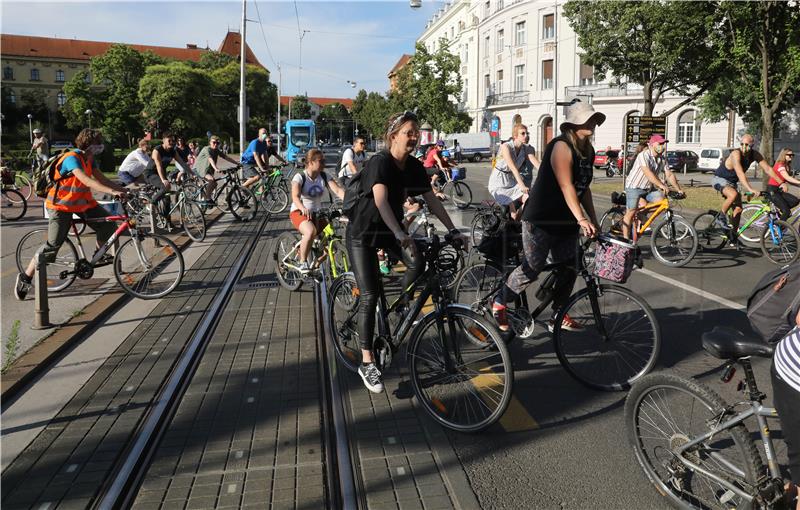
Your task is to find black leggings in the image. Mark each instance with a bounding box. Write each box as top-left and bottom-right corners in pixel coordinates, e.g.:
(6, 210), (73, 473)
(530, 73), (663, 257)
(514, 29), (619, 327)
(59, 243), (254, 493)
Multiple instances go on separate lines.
(771, 359), (800, 480)
(767, 185), (800, 221)
(345, 232), (424, 352)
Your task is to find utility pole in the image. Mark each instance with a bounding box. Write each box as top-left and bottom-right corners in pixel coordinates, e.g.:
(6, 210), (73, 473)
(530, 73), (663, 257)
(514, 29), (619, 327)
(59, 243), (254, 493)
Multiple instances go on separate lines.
(552, 0), (559, 131)
(276, 64), (282, 153)
(239, 0), (247, 154)
(298, 30), (309, 92)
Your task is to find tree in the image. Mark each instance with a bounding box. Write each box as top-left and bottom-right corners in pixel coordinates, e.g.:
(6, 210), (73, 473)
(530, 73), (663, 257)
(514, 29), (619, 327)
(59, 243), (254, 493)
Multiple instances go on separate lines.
(351, 90), (393, 140)
(697, 1), (800, 160)
(563, 0), (720, 116)
(62, 70), (97, 132)
(139, 63), (215, 135)
(289, 95), (312, 119)
(209, 62), (278, 136)
(317, 102), (352, 142)
(198, 50), (235, 70)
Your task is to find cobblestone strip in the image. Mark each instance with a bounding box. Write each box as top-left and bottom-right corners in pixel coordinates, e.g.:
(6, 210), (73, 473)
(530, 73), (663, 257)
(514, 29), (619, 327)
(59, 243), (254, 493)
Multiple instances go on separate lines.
(0, 218), (262, 510)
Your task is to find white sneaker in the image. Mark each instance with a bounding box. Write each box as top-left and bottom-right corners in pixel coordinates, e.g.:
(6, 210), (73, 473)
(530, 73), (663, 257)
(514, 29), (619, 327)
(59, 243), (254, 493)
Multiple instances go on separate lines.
(358, 363), (385, 393)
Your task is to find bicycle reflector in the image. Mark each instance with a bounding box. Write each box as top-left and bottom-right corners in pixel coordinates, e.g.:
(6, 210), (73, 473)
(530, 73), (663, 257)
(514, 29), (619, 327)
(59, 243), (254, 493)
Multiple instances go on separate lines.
(721, 365), (736, 383)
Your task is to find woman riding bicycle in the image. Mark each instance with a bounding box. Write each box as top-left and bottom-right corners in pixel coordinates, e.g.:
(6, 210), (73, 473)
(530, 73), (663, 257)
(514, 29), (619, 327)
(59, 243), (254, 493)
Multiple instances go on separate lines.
(767, 147), (800, 221)
(487, 123), (539, 221)
(492, 100), (602, 333)
(290, 148), (344, 274)
(14, 128), (127, 300)
(345, 111), (467, 394)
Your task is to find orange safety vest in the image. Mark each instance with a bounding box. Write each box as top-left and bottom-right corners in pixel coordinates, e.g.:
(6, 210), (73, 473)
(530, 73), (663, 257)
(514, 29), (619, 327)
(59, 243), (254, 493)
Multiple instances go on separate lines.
(45, 150), (97, 212)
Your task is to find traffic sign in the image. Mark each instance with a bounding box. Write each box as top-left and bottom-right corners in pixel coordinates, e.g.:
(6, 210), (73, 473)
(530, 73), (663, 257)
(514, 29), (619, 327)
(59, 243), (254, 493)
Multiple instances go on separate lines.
(625, 115), (667, 144)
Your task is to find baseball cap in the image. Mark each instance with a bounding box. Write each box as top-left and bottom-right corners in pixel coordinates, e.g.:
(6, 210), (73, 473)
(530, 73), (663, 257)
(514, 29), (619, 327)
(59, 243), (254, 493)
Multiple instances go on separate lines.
(33, 128), (42, 134)
(648, 134), (668, 144)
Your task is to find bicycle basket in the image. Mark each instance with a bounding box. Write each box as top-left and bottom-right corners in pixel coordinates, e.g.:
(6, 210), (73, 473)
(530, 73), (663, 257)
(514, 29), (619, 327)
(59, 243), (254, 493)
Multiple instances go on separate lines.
(610, 191), (626, 206)
(592, 234), (636, 284)
(451, 167), (467, 181)
(477, 221), (522, 262)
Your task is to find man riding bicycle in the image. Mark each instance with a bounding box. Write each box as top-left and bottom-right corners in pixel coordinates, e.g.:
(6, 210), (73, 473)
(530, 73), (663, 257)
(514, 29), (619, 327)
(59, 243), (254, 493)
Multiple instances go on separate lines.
(147, 133), (190, 229)
(622, 134), (685, 239)
(195, 135), (240, 205)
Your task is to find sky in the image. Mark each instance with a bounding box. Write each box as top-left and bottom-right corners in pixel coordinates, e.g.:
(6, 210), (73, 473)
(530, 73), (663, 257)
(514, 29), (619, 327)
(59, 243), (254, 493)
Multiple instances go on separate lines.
(1, 0), (447, 99)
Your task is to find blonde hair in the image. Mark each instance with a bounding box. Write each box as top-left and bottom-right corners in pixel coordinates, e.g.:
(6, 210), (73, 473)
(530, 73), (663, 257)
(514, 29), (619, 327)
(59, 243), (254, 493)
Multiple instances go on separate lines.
(776, 147), (794, 170)
(512, 123), (528, 139)
(137, 138), (149, 149)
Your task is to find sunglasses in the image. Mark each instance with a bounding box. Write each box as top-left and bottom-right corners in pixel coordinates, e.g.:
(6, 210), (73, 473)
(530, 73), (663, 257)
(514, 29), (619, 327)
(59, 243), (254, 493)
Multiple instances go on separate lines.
(388, 111), (419, 134)
(787, 154), (795, 158)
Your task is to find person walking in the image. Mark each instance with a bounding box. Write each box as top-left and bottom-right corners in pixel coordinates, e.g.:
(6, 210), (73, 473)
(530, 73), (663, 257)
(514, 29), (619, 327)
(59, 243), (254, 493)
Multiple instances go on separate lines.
(31, 128), (50, 165)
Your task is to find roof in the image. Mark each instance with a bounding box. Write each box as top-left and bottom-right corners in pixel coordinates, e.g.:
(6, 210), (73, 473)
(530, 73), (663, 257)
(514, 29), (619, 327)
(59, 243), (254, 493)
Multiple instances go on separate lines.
(388, 54), (412, 77)
(280, 96), (354, 110)
(1, 32), (263, 68)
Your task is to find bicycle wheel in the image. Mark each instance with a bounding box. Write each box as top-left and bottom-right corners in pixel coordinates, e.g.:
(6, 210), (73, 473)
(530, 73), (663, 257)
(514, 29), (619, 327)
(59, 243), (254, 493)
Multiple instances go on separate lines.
(328, 238), (349, 279)
(227, 185), (258, 221)
(449, 181), (472, 209)
(213, 185), (231, 213)
(14, 172), (32, 201)
(180, 201), (206, 242)
(328, 272), (361, 372)
(738, 204), (767, 244)
(649, 217), (698, 267)
(625, 372), (763, 509)
(693, 212), (727, 252)
(114, 233), (184, 299)
(261, 185), (289, 214)
(760, 219), (800, 264)
(15, 228), (77, 292)
(408, 306), (513, 433)
(553, 284), (660, 391)
(1, 189), (27, 220)
(274, 231), (304, 291)
(470, 210), (499, 246)
(600, 207), (624, 235)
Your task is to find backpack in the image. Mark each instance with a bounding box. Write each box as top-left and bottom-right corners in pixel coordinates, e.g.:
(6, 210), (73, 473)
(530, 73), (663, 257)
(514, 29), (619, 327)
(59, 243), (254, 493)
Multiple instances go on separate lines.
(746, 262), (800, 342)
(341, 152), (381, 218)
(33, 148), (71, 198)
(336, 147), (359, 178)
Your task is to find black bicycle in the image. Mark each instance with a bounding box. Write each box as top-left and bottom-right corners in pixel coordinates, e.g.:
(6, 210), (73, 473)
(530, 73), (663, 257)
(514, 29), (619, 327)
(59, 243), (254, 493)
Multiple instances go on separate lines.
(328, 234), (513, 433)
(210, 165), (258, 221)
(453, 238), (660, 391)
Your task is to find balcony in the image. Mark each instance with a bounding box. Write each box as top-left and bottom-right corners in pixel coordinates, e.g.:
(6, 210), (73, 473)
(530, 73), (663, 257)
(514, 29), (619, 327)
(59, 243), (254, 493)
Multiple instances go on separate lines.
(564, 82), (645, 99)
(486, 90), (529, 107)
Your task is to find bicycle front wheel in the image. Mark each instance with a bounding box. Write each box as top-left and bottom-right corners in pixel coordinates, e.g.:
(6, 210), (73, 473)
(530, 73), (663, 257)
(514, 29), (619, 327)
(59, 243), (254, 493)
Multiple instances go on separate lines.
(2, 189), (27, 220)
(470, 209), (499, 246)
(14, 172), (32, 201)
(408, 306), (513, 433)
(16, 228), (77, 292)
(114, 233), (184, 299)
(262, 185), (289, 214)
(553, 284), (660, 391)
(625, 372), (763, 509)
(760, 219), (800, 264)
(692, 212), (726, 252)
(738, 204), (766, 244)
(180, 201), (206, 242)
(274, 231), (303, 291)
(599, 207), (624, 235)
(328, 272), (361, 372)
(227, 185), (258, 221)
(649, 217), (697, 267)
(450, 181), (472, 209)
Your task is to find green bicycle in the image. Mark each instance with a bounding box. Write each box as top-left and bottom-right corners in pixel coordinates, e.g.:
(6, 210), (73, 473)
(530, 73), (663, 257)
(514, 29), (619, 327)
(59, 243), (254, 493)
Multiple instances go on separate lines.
(253, 164), (290, 214)
(273, 207), (349, 291)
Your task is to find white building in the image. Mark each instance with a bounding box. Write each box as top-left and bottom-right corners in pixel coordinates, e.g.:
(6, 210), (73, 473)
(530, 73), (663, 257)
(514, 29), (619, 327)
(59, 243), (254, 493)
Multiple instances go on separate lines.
(416, 0), (798, 158)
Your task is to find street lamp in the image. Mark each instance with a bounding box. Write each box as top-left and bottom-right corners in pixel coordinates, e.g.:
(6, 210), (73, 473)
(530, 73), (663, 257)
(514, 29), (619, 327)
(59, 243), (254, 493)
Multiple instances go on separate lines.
(85, 109), (93, 128)
(410, 0), (422, 8)
(347, 80), (357, 88)
(27, 114), (33, 143)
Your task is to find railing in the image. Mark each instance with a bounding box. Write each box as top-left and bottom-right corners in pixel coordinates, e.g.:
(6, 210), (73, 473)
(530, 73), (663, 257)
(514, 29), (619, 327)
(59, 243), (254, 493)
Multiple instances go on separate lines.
(564, 83), (643, 99)
(486, 90), (529, 106)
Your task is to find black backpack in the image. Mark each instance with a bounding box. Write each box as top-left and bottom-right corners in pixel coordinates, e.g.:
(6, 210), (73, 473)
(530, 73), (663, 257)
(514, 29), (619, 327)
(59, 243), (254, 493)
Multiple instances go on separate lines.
(747, 263), (800, 342)
(341, 152), (381, 218)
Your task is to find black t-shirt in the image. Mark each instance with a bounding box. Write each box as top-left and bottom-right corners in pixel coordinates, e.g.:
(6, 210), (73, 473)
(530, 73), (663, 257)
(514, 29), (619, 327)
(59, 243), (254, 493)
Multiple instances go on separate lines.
(348, 151), (430, 248)
(523, 136), (594, 236)
(176, 145), (191, 162)
(147, 145), (177, 176)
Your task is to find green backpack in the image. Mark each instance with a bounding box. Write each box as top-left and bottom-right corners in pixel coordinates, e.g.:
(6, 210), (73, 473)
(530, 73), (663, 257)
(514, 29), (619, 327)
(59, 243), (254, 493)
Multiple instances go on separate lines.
(33, 148), (71, 198)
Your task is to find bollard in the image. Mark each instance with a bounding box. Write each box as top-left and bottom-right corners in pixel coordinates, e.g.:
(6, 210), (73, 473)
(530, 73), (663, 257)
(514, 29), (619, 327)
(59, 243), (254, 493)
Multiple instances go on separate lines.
(32, 251), (54, 330)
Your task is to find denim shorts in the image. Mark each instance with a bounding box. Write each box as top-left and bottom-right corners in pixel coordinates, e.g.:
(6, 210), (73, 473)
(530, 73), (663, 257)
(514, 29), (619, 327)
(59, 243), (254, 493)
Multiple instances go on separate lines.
(712, 176), (738, 193)
(624, 188), (664, 210)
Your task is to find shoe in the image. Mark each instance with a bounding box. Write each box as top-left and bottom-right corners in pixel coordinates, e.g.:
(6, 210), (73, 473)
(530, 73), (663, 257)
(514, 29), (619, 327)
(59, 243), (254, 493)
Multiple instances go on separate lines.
(714, 213), (732, 230)
(548, 313), (584, 333)
(95, 253), (114, 265)
(379, 260), (391, 275)
(492, 303), (509, 332)
(297, 261), (311, 275)
(14, 273), (32, 301)
(358, 363), (385, 393)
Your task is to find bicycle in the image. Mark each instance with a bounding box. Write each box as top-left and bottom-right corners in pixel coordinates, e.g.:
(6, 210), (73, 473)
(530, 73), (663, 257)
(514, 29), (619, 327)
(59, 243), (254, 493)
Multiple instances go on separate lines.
(693, 191), (799, 265)
(600, 190), (698, 267)
(15, 192), (185, 299)
(2, 185), (27, 220)
(252, 164), (290, 214)
(404, 197), (464, 291)
(738, 199), (800, 245)
(144, 178), (207, 242)
(209, 165), (258, 221)
(273, 208), (349, 291)
(470, 200), (510, 246)
(453, 236), (660, 391)
(605, 158), (623, 178)
(432, 167), (472, 210)
(625, 326), (792, 510)
(328, 234), (513, 432)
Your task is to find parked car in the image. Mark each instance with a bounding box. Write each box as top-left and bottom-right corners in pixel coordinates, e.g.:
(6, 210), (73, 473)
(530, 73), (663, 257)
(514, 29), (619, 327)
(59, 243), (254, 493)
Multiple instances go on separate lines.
(594, 149), (623, 170)
(666, 150), (699, 172)
(698, 147), (736, 173)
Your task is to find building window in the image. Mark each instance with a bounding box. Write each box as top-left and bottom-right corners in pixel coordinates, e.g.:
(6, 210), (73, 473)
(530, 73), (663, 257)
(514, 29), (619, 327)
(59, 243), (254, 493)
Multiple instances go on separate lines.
(484, 35), (490, 56)
(542, 59), (553, 89)
(57, 91), (67, 107)
(8, 90), (16, 104)
(55, 69), (65, 82)
(30, 68), (40, 81)
(496, 29), (504, 53)
(496, 69), (504, 94)
(543, 14), (555, 39)
(677, 110), (701, 144)
(484, 74), (491, 99)
(514, 64), (525, 92)
(497, 0), (504, 10)
(484, 1), (490, 18)
(3, 66), (13, 80)
(579, 58), (594, 86)
(463, 79), (469, 103)
(515, 21), (526, 46)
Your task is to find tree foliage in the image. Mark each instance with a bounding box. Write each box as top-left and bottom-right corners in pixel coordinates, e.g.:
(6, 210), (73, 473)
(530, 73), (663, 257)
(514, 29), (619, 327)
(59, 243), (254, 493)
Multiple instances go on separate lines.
(198, 50), (235, 70)
(351, 89), (393, 140)
(317, 102), (353, 142)
(138, 63), (215, 135)
(288, 95), (312, 119)
(61, 70), (95, 131)
(563, 0), (720, 116)
(209, 62), (277, 136)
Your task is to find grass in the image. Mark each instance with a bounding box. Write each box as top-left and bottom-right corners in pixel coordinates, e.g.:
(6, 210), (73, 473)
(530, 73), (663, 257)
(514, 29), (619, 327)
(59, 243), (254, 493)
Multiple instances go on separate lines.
(590, 181), (722, 212)
(2, 320), (22, 372)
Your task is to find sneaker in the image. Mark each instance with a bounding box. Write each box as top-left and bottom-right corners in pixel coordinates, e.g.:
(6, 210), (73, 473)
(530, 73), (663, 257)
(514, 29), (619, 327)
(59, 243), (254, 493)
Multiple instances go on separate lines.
(297, 261), (311, 275)
(548, 313), (584, 333)
(714, 213), (732, 230)
(14, 273), (32, 301)
(358, 363), (385, 393)
(492, 303), (509, 332)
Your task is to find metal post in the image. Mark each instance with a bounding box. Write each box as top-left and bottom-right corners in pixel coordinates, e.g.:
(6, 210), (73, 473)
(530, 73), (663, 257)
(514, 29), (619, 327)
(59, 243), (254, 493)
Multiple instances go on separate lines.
(552, 0), (559, 131)
(276, 64), (282, 154)
(239, 0), (247, 155)
(33, 252), (53, 330)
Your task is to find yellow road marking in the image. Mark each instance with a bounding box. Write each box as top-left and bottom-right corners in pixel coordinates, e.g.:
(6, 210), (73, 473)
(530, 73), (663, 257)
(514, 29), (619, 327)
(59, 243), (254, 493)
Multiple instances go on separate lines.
(471, 364), (539, 432)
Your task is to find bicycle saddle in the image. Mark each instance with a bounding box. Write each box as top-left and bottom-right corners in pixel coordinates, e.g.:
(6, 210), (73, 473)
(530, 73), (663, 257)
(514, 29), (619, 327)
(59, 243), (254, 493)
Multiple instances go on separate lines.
(701, 326), (774, 359)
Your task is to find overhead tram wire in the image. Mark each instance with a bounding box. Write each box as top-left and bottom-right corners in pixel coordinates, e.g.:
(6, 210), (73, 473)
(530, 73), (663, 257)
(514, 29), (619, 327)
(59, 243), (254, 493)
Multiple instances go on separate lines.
(253, 0), (277, 68)
(254, 22), (416, 40)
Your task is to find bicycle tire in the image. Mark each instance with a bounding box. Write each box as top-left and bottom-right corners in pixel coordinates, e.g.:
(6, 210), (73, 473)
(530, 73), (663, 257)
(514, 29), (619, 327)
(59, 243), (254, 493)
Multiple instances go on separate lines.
(15, 228), (78, 292)
(274, 231), (304, 291)
(649, 217), (698, 267)
(553, 284), (660, 391)
(605, 167), (614, 178)
(625, 371), (763, 509)
(470, 209), (499, 246)
(738, 204), (766, 244)
(180, 201), (206, 242)
(450, 181), (472, 210)
(328, 272), (361, 372)
(2, 189), (27, 220)
(760, 219), (800, 265)
(228, 185), (258, 221)
(600, 207), (624, 235)
(328, 238), (349, 279)
(408, 305), (513, 433)
(14, 172), (32, 201)
(261, 185), (289, 214)
(114, 233), (184, 299)
(693, 212), (727, 252)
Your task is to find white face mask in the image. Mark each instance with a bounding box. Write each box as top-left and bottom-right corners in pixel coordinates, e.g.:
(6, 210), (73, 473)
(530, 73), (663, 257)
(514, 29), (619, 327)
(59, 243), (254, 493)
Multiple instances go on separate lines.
(88, 144), (105, 155)
(260, 133), (268, 142)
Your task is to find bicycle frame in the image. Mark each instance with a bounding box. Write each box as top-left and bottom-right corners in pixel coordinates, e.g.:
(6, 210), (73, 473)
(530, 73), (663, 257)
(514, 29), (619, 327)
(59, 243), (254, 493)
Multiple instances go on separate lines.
(68, 211), (150, 270)
(632, 198), (671, 241)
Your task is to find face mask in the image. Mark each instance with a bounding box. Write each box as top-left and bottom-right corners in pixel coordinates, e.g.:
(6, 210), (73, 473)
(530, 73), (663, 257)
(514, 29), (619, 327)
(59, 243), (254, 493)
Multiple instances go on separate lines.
(260, 133), (268, 141)
(88, 144), (105, 155)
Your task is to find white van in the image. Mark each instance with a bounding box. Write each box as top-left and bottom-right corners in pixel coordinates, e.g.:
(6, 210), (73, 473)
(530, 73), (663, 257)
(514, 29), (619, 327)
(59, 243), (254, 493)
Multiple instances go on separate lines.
(698, 147), (736, 173)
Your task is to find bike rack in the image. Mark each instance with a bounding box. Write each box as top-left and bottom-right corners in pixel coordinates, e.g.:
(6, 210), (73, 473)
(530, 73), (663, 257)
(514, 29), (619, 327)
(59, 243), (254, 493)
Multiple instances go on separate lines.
(32, 251), (54, 330)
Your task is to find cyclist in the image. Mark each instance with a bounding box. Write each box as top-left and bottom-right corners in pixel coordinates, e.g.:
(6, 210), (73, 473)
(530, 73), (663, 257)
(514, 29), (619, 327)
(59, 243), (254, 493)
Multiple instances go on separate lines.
(621, 134), (684, 239)
(422, 140), (449, 199)
(195, 135), (240, 205)
(772, 308), (800, 510)
(147, 133), (190, 228)
(487, 123), (539, 221)
(492, 100), (602, 333)
(241, 128), (271, 191)
(117, 139), (153, 186)
(338, 136), (367, 186)
(290, 148), (345, 274)
(31, 128), (50, 166)
(176, 137), (193, 170)
(346, 111), (467, 393)
(265, 135), (288, 166)
(15, 128), (127, 300)
(767, 147), (800, 221)
(712, 134), (778, 238)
